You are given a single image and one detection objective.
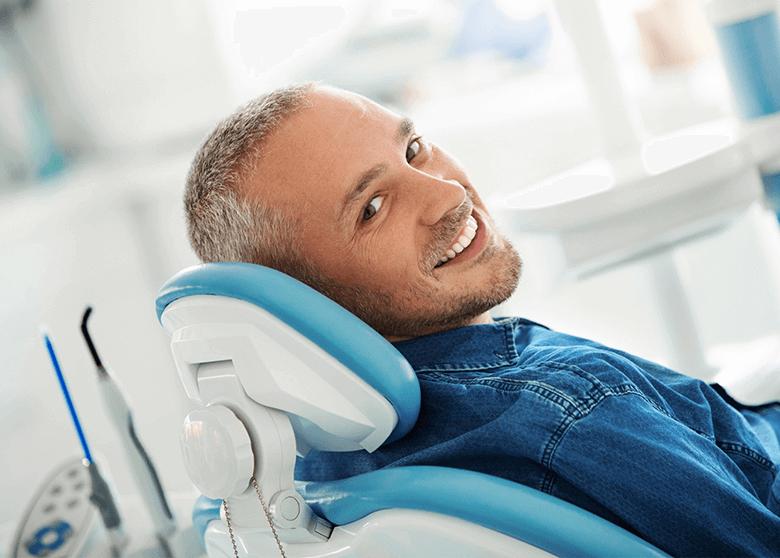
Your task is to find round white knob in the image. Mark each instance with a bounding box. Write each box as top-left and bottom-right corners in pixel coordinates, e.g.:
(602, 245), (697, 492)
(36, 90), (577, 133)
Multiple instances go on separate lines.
(180, 405), (254, 499)
(281, 496), (301, 521)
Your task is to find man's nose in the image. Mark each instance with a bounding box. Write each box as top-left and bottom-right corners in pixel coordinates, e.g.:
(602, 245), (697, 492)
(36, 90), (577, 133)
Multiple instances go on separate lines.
(416, 176), (467, 226)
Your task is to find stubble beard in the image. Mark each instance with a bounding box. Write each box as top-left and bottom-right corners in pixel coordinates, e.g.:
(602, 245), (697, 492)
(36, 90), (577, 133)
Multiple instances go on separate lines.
(311, 213), (522, 340)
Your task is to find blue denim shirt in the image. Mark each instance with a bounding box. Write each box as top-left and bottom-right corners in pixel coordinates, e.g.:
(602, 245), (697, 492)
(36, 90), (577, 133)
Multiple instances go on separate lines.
(296, 317), (780, 556)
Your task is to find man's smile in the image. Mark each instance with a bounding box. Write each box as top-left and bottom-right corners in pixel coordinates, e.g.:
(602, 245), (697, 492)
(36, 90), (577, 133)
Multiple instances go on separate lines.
(434, 210), (490, 270)
(440, 214), (477, 262)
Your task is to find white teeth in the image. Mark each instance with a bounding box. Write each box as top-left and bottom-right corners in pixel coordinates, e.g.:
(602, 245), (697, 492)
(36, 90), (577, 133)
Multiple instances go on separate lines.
(436, 214), (480, 268)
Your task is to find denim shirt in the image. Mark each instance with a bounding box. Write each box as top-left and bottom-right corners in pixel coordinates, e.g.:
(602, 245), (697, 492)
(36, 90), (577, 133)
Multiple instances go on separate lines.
(296, 317), (780, 556)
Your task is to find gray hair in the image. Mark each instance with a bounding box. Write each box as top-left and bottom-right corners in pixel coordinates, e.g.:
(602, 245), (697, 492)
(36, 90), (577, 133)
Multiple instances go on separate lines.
(184, 82), (317, 278)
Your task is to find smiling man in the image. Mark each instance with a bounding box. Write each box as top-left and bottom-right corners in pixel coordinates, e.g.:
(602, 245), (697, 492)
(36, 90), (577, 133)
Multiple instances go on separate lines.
(184, 82), (780, 557)
(188, 83), (520, 340)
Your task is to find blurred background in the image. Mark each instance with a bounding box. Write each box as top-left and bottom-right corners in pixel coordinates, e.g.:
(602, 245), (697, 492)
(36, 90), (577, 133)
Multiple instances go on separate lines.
(3, 0), (780, 551)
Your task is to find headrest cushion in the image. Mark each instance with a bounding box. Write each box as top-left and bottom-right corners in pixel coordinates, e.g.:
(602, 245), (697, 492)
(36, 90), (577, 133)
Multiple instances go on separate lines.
(156, 262), (420, 444)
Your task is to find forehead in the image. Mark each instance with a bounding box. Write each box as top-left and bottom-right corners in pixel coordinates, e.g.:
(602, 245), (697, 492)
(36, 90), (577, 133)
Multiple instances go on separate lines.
(248, 87), (401, 216)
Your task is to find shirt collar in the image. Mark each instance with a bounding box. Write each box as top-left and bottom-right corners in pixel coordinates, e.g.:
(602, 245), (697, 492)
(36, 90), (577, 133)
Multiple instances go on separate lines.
(391, 317), (521, 372)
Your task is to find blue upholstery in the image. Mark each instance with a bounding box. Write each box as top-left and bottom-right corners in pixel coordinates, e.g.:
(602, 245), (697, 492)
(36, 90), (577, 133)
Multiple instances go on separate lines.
(192, 466), (669, 558)
(302, 467), (669, 558)
(156, 262), (420, 444)
(192, 495), (222, 550)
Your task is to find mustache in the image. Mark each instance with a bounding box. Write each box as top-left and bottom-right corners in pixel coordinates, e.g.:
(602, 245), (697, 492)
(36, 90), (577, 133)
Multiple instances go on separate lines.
(420, 196), (474, 274)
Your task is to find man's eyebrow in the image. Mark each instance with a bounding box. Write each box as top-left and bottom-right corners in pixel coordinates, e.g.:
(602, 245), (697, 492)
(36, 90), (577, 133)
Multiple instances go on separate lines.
(339, 117), (416, 224)
(340, 163), (387, 224)
(397, 116), (414, 144)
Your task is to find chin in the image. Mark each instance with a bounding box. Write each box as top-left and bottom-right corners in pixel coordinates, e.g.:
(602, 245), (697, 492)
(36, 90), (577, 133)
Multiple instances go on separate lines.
(373, 246), (522, 340)
(315, 235), (521, 340)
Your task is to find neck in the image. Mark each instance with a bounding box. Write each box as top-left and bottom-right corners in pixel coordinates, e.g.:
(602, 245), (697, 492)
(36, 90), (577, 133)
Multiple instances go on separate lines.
(384, 312), (494, 343)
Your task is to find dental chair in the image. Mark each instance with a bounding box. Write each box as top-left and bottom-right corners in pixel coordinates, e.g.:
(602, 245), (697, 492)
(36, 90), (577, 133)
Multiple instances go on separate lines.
(155, 262), (668, 558)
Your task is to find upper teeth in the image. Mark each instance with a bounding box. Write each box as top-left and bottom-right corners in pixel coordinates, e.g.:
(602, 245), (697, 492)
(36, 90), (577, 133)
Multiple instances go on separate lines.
(440, 215), (478, 265)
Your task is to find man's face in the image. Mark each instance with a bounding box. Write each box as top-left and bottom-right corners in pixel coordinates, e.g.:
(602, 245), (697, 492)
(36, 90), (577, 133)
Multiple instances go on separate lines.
(247, 86), (521, 340)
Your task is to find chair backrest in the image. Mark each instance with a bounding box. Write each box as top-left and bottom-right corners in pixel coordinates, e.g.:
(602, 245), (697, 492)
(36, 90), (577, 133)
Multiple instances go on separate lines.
(156, 262), (421, 452)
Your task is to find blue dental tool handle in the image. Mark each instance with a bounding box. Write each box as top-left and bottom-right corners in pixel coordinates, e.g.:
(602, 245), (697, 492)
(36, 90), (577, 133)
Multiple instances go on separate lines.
(43, 332), (92, 463)
(81, 308), (177, 542)
(42, 328), (129, 554)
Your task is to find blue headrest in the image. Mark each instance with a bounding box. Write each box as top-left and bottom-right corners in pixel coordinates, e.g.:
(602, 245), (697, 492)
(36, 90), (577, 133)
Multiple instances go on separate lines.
(155, 262), (421, 444)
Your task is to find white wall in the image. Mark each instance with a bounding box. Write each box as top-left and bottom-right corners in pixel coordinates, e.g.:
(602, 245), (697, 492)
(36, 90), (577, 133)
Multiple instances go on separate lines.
(13, 0), (240, 155)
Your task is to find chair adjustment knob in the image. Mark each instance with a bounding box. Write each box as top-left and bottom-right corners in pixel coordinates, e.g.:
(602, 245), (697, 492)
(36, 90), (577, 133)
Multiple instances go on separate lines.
(180, 404), (255, 499)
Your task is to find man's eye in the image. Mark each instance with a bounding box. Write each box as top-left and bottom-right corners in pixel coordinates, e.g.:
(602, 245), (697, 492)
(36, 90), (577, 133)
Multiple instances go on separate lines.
(363, 196), (383, 221)
(406, 137), (422, 162)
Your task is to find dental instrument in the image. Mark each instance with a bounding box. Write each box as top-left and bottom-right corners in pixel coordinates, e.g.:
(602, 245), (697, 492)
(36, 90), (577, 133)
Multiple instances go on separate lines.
(10, 456), (97, 558)
(40, 328), (128, 556)
(80, 307), (177, 555)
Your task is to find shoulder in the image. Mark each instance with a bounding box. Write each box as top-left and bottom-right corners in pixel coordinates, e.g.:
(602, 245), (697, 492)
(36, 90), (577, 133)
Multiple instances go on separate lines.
(511, 318), (670, 383)
(421, 320), (646, 399)
(396, 317), (677, 404)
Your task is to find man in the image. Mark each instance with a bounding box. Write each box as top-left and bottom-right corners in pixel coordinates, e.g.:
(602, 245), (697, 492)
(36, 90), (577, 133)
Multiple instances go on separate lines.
(185, 82), (780, 556)
(186, 82), (521, 340)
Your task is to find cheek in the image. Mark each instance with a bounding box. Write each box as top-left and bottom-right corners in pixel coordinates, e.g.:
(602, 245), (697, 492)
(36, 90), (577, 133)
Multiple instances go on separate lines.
(340, 235), (419, 288)
(314, 233), (379, 288)
(379, 238), (423, 282)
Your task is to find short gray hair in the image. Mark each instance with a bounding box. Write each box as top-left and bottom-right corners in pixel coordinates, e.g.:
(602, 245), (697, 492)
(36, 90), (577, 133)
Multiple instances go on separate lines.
(184, 82), (316, 278)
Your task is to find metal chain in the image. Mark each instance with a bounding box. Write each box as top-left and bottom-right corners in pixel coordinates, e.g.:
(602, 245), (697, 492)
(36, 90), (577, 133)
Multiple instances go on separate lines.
(252, 476), (287, 558)
(222, 500), (239, 558)
(221, 476), (286, 558)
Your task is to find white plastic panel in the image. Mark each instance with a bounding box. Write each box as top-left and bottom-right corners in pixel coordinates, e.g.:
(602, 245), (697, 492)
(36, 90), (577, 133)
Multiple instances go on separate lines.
(162, 296), (397, 453)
